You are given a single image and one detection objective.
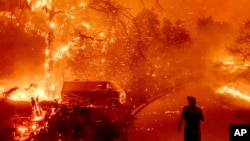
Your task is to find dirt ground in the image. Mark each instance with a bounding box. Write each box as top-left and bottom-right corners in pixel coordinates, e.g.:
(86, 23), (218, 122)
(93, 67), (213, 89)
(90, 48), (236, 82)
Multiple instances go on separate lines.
(0, 100), (32, 140)
(127, 82), (250, 141)
(0, 81), (249, 141)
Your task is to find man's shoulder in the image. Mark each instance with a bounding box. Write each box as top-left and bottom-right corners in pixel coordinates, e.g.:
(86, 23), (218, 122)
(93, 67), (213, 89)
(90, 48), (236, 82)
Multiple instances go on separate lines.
(195, 106), (203, 112)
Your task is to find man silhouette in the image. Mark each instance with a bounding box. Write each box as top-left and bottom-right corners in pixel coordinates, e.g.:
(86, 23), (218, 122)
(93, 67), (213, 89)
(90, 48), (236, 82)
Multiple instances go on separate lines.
(178, 96), (204, 141)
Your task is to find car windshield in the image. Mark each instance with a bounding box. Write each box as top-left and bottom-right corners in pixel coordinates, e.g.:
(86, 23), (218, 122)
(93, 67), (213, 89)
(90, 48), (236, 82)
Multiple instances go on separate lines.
(62, 81), (112, 93)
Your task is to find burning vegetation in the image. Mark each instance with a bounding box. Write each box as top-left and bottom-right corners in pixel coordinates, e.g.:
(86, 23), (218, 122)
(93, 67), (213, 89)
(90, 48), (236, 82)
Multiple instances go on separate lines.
(1, 0), (250, 140)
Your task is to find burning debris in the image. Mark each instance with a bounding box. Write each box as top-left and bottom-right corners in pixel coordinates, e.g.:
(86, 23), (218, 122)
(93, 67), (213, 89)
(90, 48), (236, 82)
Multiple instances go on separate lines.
(2, 0), (250, 140)
(8, 96), (134, 141)
(2, 87), (20, 99)
(0, 79), (135, 141)
(217, 86), (250, 103)
(2, 83), (54, 102)
(10, 96), (53, 141)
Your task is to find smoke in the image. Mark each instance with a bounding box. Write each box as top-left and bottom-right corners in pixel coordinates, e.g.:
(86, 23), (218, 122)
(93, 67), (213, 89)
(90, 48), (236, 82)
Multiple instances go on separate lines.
(0, 27), (45, 84)
(51, 1), (250, 100)
(123, 0), (250, 27)
(1, 0), (250, 105)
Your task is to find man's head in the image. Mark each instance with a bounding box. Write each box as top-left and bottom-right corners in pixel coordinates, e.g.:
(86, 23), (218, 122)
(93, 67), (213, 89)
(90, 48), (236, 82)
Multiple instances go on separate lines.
(187, 96), (196, 106)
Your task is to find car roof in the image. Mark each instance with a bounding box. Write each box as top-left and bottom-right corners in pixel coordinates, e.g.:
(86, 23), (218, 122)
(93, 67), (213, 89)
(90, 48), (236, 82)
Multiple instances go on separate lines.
(61, 81), (115, 93)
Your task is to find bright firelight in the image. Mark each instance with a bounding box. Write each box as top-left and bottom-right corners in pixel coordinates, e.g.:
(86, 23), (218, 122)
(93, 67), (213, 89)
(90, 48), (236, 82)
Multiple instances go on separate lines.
(18, 126), (28, 134)
(30, 0), (52, 11)
(7, 84), (52, 101)
(216, 86), (250, 102)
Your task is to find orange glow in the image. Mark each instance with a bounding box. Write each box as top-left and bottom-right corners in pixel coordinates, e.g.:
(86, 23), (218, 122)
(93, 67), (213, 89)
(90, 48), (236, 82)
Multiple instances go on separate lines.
(46, 73), (50, 78)
(18, 126), (28, 134)
(216, 86), (250, 102)
(218, 58), (250, 73)
(30, 0), (52, 11)
(45, 49), (49, 55)
(31, 124), (37, 130)
(0, 12), (16, 19)
(33, 115), (44, 121)
(7, 84), (52, 101)
(49, 22), (55, 28)
(53, 37), (80, 60)
(81, 22), (91, 29)
(53, 45), (70, 60)
(12, 98), (55, 140)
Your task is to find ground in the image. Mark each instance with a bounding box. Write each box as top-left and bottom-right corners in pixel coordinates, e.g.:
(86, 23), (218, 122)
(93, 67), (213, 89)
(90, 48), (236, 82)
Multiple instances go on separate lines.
(127, 81), (250, 141)
(0, 81), (250, 141)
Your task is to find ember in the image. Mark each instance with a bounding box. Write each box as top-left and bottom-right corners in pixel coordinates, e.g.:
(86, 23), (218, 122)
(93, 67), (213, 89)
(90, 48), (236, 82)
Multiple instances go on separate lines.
(4, 84), (54, 102)
(1, 0), (250, 141)
(217, 86), (250, 102)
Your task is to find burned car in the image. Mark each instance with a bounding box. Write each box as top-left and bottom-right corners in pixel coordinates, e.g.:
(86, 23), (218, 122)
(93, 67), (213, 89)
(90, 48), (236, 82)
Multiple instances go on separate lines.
(61, 81), (126, 108)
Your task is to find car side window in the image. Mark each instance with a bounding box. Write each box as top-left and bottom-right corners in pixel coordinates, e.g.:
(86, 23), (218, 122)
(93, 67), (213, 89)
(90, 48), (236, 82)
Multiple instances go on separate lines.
(95, 83), (107, 90)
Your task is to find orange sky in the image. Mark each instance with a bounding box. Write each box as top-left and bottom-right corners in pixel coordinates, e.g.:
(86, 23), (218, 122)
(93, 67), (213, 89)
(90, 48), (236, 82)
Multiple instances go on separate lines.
(122, 0), (250, 26)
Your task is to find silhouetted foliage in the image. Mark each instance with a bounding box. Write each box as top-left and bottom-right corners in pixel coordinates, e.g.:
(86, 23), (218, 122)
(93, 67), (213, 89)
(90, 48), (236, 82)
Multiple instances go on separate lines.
(162, 19), (191, 45)
(237, 21), (250, 43)
(229, 20), (250, 62)
(45, 105), (133, 141)
(135, 9), (161, 45)
(197, 16), (215, 28)
(197, 16), (230, 34)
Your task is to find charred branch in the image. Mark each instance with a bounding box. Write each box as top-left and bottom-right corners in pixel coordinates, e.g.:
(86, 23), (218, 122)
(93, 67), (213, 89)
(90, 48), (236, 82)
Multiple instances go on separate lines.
(75, 29), (103, 42)
(2, 87), (19, 99)
(89, 0), (122, 16)
(43, 7), (65, 21)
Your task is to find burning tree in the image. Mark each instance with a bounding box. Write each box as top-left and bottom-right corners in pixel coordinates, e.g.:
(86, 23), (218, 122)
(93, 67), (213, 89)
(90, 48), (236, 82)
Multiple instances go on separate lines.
(0, 0), (154, 100)
(0, 0), (193, 105)
(230, 20), (250, 62)
(199, 17), (250, 106)
(162, 19), (191, 46)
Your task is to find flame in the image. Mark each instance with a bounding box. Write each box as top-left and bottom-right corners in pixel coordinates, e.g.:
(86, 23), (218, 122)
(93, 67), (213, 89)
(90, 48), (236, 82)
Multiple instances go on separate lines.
(216, 86), (250, 102)
(17, 126), (28, 134)
(31, 124), (37, 130)
(29, 0), (52, 11)
(215, 58), (250, 73)
(33, 115), (44, 121)
(222, 60), (249, 72)
(53, 37), (80, 60)
(6, 84), (53, 101)
(1, 0), (105, 102)
(13, 98), (57, 140)
(49, 22), (55, 28)
(0, 12), (16, 19)
(82, 22), (90, 29)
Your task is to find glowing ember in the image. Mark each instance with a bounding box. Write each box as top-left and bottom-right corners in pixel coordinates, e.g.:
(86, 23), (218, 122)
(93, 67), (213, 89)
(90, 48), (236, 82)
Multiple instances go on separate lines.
(6, 84), (55, 101)
(31, 124), (37, 130)
(17, 126), (28, 134)
(221, 60), (249, 73)
(11, 94), (58, 140)
(30, 0), (52, 11)
(216, 86), (250, 102)
(33, 115), (44, 121)
(53, 37), (80, 60)
(49, 22), (55, 28)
